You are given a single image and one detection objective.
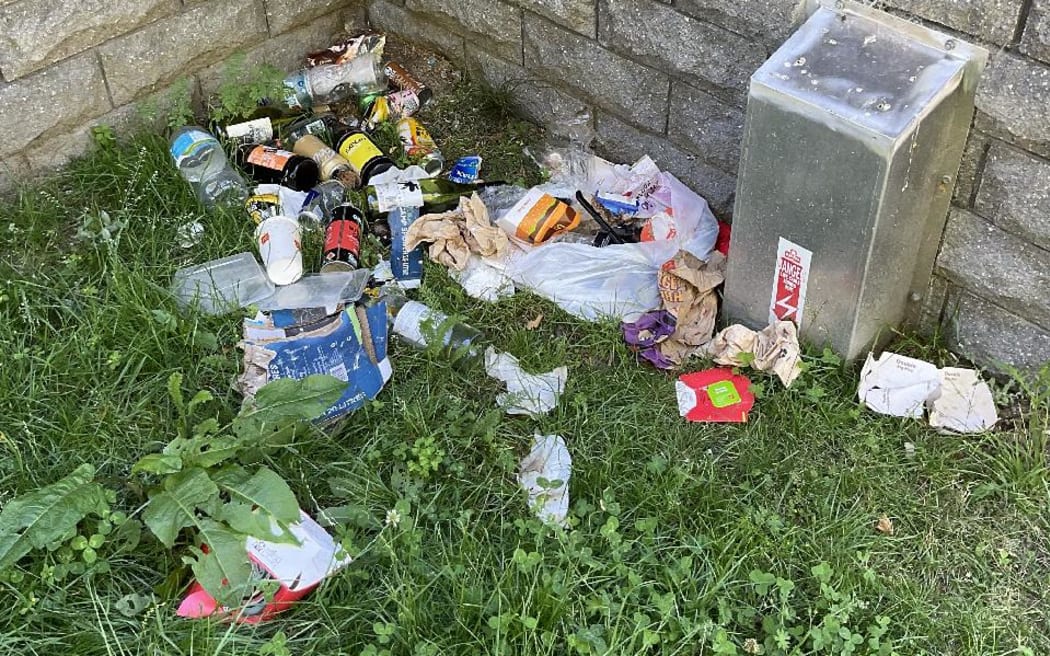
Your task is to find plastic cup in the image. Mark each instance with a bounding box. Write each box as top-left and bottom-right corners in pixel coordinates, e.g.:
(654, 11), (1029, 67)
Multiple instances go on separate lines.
(255, 216), (303, 286)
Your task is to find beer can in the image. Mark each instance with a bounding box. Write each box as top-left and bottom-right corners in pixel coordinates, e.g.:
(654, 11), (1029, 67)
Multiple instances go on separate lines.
(245, 191), (281, 225)
(383, 62), (432, 106)
(397, 118), (444, 175)
(322, 203), (365, 272)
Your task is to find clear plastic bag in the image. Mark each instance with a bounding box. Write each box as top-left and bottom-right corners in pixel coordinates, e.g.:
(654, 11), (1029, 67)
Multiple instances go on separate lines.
(507, 240), (679, 321)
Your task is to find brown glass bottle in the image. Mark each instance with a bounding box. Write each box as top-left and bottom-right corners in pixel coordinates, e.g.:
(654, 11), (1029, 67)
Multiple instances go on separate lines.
(236, 144), (319, 192)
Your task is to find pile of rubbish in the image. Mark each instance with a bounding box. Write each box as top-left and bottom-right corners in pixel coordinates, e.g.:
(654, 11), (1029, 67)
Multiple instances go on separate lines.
(163, 31), (999, 622)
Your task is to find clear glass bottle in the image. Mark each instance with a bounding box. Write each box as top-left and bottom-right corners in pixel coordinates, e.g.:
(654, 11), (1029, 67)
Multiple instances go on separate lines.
(382, 289), (485, 364)
(169, 126), (249, 207)
(298, 179), (348, 226)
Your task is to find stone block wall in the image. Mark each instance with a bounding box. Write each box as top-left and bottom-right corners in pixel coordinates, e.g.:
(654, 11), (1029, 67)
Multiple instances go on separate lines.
(0, 0), (366, 182)
(367, 0), (1050, 372)
(0, 1), (1044, 371)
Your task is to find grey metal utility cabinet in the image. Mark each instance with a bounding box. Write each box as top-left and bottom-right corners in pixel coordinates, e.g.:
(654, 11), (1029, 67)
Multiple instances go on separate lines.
(722, 1), (988, 359)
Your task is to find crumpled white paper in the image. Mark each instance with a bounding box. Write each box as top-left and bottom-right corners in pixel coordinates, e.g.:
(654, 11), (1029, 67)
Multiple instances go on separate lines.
(484, 347), (567, 416)
(858, 352), (941, 418)
(928, 367), (998, 433)
(858, 351), (998, 433)
(451, 255), (515, 302)
(518, 434), (571, 527)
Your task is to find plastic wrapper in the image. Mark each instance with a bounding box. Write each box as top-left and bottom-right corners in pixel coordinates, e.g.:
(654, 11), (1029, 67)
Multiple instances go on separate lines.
(507, 240), (679, 321)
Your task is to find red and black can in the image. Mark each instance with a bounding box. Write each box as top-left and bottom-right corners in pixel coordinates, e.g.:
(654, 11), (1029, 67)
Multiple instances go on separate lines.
(322, 203), (365, 272)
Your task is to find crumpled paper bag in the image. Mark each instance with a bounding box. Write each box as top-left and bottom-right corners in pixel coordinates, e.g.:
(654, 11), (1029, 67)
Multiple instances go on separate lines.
(705, 320), (803, 387)
(657, 251), (726, 364)
(518, 434), (571, 527)
(484, 347), (567, 416)
(405, 193), (508, 271)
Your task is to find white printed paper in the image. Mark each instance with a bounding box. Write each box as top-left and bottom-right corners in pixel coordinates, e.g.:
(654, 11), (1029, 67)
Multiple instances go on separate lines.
(375, 182), (425, 213)
(928, 367), (998, 433)
(246, 511), (351, 591)
(858, 352), (940, 418)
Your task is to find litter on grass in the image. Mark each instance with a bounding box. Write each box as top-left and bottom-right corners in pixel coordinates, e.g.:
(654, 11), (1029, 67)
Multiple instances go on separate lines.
(705, 321), (803, 387)
(518, 434), (572, 527)
(676, 368), (755, 423)
(858, 352), (998, 433)
(177, 510), (351, 623)
(484, 347), (568, 416)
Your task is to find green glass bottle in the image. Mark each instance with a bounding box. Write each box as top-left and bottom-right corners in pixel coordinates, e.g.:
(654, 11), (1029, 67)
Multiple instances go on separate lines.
(363, 178), (500, 216)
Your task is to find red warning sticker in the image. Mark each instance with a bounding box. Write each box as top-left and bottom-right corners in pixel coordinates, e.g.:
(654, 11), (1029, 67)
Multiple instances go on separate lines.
(769, 237), (812, 328)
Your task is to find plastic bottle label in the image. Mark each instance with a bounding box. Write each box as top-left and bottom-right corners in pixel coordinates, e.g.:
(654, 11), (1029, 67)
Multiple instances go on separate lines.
(282, 71), (311, 110)
(393, 301), (450, 348)
(170, 129), (216, 166)
(374, 181), (425, 213)
(338, 133), (383, 174)
(247, 146), (292, 171)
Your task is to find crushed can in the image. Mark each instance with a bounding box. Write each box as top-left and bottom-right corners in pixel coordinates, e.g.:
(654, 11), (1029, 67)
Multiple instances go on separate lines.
(397, 118), (443, 175)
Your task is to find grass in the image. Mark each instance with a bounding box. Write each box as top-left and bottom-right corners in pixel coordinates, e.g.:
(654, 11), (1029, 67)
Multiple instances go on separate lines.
(0, 81), (1048, 656)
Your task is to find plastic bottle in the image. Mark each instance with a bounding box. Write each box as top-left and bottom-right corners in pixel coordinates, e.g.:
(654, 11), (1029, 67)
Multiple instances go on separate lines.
(170, 126), (249, 207)
(382, 289), (485, 364)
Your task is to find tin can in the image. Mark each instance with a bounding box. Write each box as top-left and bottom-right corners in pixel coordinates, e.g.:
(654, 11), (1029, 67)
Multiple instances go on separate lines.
(397, 118), (444, 175)
(383, 62), (433, 106)
(245, 191), (281, 224)
(364, 90), (421, 126)
(322, 203), (365, 272)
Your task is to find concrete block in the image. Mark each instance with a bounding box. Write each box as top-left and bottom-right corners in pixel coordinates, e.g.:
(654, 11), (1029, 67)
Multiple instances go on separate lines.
(674, 0), (806, 51)
(975, 53), (1050, 159)
(368, 0), (465, 63)
(0, 53), (111, 158)
(943, 288), (1050, 374)
(199, 10), (346, 98)
(0, 153), (28, 196)
(1022, 0), (1050, 65)
(265, 0), (351, 34)
(973, 143), (1050, 252)
(406, 0), (522, 62)
(516, 0), (596, 37)
(465, 49), (591, 134)
(597, 0), (766, 105)
(915, 274), (949, 333)
(22, 84), (194, 172)
(880, 0), (1023, 45)
(936, 207), (1050, 330)
(524, 13), (670, 132)
(951, 130), (988, 208)
(595, 110), (737, 216)
(98, 0), (267, 106)
(0, 0), (179, 81)
(667, 81), (744, 174)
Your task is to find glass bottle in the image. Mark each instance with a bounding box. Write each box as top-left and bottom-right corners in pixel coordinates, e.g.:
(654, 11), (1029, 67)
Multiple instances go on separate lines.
(382, 289), (485, 364)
